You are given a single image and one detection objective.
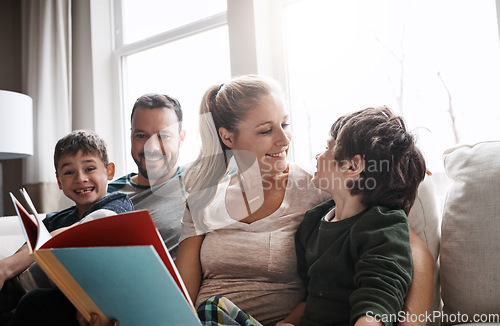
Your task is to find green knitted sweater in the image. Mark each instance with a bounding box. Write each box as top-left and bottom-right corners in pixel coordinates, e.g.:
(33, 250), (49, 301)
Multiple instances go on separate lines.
(295, 200), (413, 326)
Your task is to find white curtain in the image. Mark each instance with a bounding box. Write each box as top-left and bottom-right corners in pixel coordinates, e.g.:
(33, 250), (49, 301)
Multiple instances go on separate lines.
(21, 0), (72, 211)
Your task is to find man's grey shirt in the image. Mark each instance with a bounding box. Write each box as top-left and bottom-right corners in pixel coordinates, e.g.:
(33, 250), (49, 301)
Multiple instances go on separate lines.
(108, 166), (187, 259)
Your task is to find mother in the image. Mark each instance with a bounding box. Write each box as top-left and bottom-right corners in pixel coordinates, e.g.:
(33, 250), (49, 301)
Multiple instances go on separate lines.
(175, 75), (435, 325)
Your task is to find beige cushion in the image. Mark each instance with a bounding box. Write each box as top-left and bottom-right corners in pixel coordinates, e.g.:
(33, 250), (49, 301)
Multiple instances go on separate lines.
(440, 141), (500, 321)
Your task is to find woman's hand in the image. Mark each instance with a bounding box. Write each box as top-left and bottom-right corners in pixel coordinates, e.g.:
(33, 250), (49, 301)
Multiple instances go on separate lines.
(76, 312), (119, 326)
(275, 301), (305, 326)
(402, 228), (435, 326)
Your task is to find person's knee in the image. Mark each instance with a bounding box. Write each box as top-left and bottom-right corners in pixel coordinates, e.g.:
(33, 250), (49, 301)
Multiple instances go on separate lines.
(0, 278), (25, 314)
(9, 289), (77, 326)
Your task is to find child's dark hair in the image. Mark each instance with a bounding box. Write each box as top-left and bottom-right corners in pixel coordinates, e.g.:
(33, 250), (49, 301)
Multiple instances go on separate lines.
(131, 93), (183, 131)
(54, 130), (109, 171)
(330, 106), (426, 214)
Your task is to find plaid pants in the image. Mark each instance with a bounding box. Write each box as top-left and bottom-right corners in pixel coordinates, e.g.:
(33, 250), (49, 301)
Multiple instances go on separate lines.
(197, 296), (263, 326)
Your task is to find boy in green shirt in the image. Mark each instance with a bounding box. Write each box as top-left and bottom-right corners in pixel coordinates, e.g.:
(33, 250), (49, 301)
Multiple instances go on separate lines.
(295, 106), (426, 326)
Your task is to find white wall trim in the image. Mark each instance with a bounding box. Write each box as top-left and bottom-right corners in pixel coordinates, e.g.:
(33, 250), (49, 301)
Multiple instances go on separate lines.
(496, 0), (500, 44)
(115, 12), (227, 57)
(72, 0), (126, 172)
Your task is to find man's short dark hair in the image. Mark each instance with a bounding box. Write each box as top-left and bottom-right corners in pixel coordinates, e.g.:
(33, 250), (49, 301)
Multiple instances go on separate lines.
(131, 93), (183, 131)
(54, 130), (109, 171)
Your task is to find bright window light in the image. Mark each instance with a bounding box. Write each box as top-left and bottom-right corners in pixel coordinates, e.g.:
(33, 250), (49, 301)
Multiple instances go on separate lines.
(122, 25), (231, 172)
(121, 0), (227, 44)
(283, 0), (500, 183)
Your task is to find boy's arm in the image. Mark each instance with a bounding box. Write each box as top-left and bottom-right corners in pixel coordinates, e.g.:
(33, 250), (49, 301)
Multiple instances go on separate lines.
(0, 211), (83, 289)
(0, 244), (34, 290)
(50, 209), (118, 237)
(351, 210), (413, 326)
(0, 208), (122, 289)
(353, 228), (435, 326)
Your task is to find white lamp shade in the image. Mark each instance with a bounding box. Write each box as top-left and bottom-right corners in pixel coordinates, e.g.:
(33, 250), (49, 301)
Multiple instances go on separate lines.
(0, 90), (33, 159)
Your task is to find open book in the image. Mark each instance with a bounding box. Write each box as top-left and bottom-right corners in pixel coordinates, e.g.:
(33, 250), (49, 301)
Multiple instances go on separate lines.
(10, 189), (201, 326)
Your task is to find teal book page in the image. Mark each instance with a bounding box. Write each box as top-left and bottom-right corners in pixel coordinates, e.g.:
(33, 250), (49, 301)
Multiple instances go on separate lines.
(51, 246), (201, 326)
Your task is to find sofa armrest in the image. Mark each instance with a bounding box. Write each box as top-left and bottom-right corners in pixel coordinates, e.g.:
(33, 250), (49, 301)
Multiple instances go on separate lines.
(0, 216), (26, 259)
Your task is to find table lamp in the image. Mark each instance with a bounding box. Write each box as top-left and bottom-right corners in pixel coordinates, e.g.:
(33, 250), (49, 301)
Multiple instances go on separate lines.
(0, 90), (33, 214)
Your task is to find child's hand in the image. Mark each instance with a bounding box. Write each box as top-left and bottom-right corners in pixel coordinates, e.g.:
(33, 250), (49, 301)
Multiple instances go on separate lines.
(0, 268), (6, 291)
(355, 315), (383, 326)
(49, 226), (72, 237)
(76, 312), (119, 326)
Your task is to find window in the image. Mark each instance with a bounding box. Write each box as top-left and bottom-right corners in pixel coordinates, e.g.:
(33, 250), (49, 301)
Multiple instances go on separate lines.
(113, 0), (500, 203)
(120, 0), (227, 45)
(114, 0), (230, 172)
(281, 0), (500, 199)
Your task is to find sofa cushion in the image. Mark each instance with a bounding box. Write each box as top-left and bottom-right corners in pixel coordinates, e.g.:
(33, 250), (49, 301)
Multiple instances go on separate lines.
(408, 175), (441, 261)
(440, 141), (500, 321)
(0, 216), (26, 259)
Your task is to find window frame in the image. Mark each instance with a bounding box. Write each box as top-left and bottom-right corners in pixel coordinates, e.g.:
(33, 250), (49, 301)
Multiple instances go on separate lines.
(110, 0), (295, 175)
(111, 1), (232, 175)
(107, 0), (500, 178)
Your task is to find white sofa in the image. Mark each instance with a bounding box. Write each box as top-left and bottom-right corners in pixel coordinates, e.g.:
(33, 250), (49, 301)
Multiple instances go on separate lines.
(1, 141), (499, 325)
(0, 216), (26, 260)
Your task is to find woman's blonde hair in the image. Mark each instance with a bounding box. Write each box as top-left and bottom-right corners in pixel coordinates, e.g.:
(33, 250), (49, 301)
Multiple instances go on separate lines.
(184, 75), (283, 214)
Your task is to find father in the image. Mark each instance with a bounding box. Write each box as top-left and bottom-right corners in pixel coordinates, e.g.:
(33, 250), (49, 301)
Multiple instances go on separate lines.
(108, 93), (187, 259)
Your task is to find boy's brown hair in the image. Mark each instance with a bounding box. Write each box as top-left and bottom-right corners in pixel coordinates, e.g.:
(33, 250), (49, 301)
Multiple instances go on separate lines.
(330, 106), (426, 214)
(53, 130), (109, 171)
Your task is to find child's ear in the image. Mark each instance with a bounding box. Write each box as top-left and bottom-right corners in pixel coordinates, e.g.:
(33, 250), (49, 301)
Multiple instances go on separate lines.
(218, 127), (235, 148)
(55, 173), (63, 190)
(347, 155), (365, 177)
(106, 162), (115, 180)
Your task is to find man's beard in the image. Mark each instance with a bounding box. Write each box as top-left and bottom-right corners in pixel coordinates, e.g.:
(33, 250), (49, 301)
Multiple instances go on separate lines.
(134, 152), (178, 183)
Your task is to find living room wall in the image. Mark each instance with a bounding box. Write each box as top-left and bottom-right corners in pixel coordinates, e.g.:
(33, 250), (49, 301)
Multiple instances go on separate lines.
(0, 0), (23, 216)
(0, 0), (112, 216)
